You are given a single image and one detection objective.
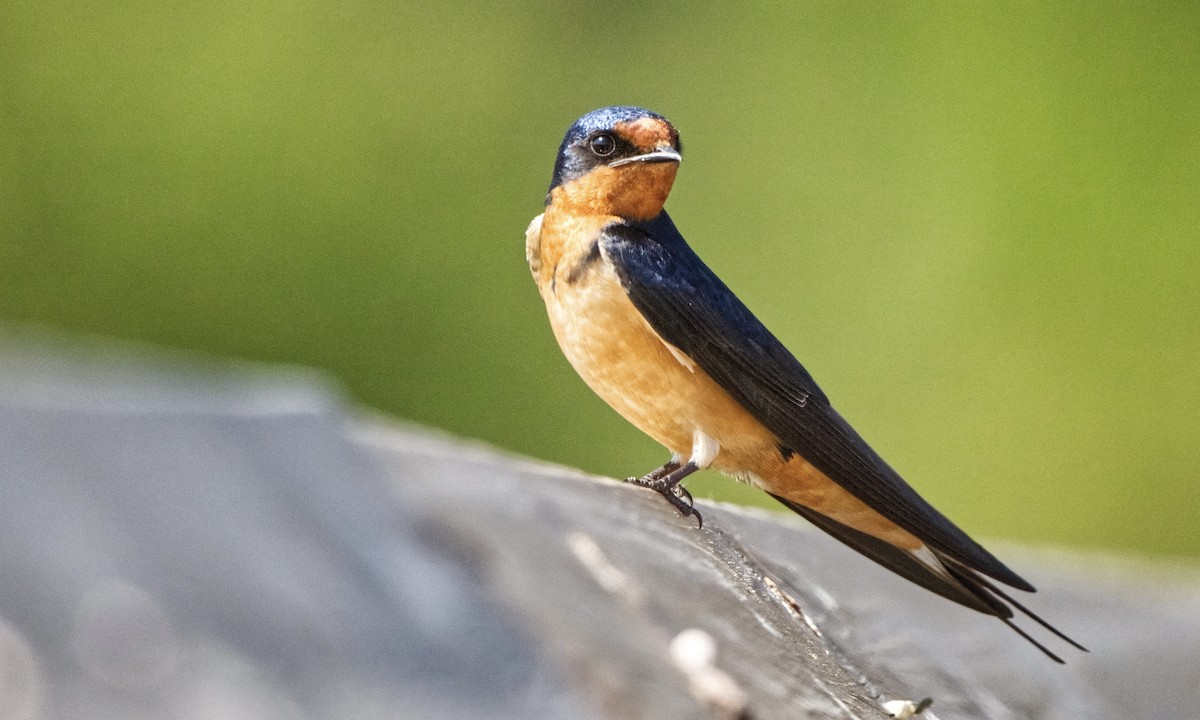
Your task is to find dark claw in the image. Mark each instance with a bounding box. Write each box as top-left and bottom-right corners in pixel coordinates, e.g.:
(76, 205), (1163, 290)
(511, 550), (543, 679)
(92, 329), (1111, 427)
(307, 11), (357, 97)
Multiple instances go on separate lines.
(671, 484), (694, 508)
(625, 460), (702, 528)
(660, 488), (703, 528)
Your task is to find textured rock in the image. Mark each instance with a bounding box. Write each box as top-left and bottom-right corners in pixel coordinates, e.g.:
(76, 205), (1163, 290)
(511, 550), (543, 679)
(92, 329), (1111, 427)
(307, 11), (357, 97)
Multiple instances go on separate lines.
(0, 330), (1197, 719)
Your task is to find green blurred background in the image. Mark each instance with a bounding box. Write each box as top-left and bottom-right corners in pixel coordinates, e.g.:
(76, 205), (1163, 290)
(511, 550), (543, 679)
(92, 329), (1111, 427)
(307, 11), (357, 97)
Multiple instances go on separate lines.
(2, 2), (1197, 558)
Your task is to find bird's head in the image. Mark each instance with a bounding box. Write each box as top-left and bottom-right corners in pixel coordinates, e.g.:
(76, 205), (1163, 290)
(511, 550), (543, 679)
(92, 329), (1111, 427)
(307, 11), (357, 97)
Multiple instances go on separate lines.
(547, 106), (682, 221)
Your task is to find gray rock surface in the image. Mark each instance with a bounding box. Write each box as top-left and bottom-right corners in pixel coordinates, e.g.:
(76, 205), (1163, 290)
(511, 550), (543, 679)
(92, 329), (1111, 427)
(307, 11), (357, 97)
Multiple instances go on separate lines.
(1, 329), (1197, 719)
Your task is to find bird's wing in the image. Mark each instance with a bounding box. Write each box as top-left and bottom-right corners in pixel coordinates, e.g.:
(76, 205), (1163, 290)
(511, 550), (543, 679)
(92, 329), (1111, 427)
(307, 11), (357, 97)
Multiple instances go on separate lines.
(602, 212), (1031, 591)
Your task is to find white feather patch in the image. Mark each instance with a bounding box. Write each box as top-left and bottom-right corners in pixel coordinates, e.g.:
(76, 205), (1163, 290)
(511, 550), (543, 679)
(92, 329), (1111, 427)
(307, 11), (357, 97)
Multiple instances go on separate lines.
(910, 545), (954, 581)
(690, 428), (720, 469)
(660, 339), (697, 372)
(524, 213), (544, 273)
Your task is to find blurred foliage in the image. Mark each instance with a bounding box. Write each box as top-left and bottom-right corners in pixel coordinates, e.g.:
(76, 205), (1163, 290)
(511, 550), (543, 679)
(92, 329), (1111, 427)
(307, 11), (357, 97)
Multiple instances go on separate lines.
(2, 1), (1197, 558)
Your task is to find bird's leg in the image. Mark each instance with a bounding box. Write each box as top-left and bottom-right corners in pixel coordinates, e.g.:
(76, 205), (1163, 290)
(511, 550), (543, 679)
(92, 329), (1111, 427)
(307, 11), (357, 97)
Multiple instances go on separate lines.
(625, 459), (681, 485)
(627, 461), (703, 527)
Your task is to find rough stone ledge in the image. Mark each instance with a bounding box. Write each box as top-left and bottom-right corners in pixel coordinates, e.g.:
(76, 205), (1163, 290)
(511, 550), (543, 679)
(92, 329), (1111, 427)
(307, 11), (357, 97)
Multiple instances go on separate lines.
(1, 329), (1196, 719)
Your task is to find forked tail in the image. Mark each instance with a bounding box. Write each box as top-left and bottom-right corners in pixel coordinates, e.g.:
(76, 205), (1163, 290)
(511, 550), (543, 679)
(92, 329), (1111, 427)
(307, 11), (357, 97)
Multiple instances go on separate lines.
(771, 493), (1087, 663)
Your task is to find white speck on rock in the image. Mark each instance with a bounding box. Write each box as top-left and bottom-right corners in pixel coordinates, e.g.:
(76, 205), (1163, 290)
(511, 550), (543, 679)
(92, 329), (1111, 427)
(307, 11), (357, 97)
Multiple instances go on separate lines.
(669, 628), (747, 718)
(882, 697), (933, 718)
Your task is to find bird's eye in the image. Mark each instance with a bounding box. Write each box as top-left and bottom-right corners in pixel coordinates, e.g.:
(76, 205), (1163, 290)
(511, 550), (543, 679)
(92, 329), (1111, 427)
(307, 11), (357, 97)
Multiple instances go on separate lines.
(589, 134), (616, 157)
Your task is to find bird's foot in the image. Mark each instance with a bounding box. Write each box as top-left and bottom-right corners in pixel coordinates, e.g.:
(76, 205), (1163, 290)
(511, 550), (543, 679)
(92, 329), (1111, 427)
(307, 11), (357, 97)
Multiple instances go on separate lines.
(659, 484), (702, 528)
(624, 460), (681, 486)
(626, 461), (702, 528)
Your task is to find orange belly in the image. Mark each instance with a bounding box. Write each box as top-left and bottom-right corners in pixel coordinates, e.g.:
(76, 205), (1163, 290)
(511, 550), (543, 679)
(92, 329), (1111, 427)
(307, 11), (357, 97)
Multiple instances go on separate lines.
(541, 254), (756, 457)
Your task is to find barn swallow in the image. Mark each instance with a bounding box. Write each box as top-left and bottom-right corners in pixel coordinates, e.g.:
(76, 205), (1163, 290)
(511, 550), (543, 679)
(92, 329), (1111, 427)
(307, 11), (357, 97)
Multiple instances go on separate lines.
(526, 105), (1085, 662)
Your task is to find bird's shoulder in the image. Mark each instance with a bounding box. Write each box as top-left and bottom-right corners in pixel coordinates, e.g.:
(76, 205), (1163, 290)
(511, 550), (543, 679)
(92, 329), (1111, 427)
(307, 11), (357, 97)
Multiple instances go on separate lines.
(600, 212), (829, 408)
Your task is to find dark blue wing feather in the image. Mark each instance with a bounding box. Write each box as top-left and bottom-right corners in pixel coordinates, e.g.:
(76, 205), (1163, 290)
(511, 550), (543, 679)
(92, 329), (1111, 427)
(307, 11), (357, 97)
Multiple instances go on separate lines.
(603, 212), (1032, 591)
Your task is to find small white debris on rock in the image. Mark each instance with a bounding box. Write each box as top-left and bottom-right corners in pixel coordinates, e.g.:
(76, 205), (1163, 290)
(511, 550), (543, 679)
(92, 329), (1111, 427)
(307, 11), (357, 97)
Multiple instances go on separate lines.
(882, 697), (933, 718)
(669, 628), (748, 718)
(669, 628), (716, 671)
(566, 532), (643, 607)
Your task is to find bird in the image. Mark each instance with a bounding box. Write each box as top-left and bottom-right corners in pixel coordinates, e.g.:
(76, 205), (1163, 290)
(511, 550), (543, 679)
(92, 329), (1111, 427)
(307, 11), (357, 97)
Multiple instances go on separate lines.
(525, 105), (1085, 662)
